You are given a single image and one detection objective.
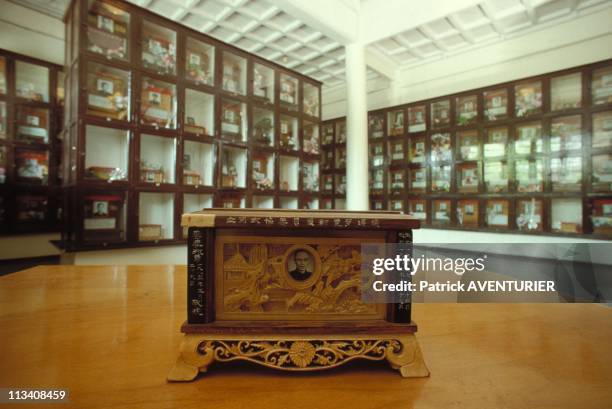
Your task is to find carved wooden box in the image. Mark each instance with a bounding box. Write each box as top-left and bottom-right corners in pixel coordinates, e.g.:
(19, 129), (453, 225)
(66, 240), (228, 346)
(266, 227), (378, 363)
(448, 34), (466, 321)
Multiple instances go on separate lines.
(169, 209), (429, 381)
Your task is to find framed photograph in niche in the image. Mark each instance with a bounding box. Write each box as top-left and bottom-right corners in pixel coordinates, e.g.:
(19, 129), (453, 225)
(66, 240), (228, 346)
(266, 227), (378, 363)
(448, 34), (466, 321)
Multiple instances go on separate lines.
(140, 77), (176, 128)
(551, 72), (582, 111)
(408, 200), (427, 221)
(592, 111), (612, 149)
(591, 154), (612, 192)
(86, 62), (130, 121)
(15, 195), (47, 222)
(514, 122), (543, 155)
(322, 174), (333, 192)
(431, 100), (450, 129)
(322, 150), (333, 170)
(484, 127), (508, 158)
(303, 82), (319, 117)
(302, 161), (319, 192)
(221, 99), (246, 142)
(484, 161), (508, 193)
(368, 113), (384, 139)
(550, 157), (582, 192)
(485, 199), (509, 229)
(141, 20), (176, 75)
(457, 162), (479, 193)
(389, 140), (404, 162)
(279, 73), (298, 108)
(370, 168), (384, 192)
(431, 165), (451, 193)
(370, 143), (384, 167)
(83, 194), (125, 242)
(409, 136), (426, 163)
(335, 147), (346, 169)
(371, 199), (384, 211)
(515, 81), (542, 117)
(516, 198), (543, 232)
(387, 109), (405, 136)
(222, 52), (247, 95)
(591, 66), (612, 106)
(457, 199), (479, 227)
(186, 37), (214, 86)
(389, 199), (403, 212)
(550, 115), (582, 153)
(279, 115), (298, 150)
(590, 198), (612, 235)
(252, 107), (274, 146)
(408, 105), (426, 133)
(334, 174), (346, 195)
(551, 198), (582, 234)
(409, 167), (426, 193)
(335, 121), (346, 144)
(389, 169), (405, 193)
(86, 1), (129, 60)
(323, 124), (334, 145)
(484, 88), (508, 121)
(303, 121), (320, 155)
(432, 200), (451, 225)
(16, 107), (49, 144)
(253, 63), (274, 104)
(251, 152), (274, 191)
(15, 149), (48, 185)
(458, 130), (480, 160)
(456, 95), (478, 126)
(430, 133), (452, 162)
(515, 159), (544, 193)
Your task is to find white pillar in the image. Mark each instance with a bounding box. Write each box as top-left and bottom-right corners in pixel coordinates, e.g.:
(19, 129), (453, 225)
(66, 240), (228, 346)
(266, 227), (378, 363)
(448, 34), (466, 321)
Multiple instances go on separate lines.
(345, 42), (369, 210)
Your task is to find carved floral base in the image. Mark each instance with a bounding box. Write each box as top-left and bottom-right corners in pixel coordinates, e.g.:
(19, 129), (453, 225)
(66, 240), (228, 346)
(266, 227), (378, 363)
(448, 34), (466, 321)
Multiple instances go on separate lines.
(168, 333), (430, 381)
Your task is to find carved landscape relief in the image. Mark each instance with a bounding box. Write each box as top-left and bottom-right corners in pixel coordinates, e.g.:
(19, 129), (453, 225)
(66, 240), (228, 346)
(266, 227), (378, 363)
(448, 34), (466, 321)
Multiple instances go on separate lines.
(218, 240), (379, 319)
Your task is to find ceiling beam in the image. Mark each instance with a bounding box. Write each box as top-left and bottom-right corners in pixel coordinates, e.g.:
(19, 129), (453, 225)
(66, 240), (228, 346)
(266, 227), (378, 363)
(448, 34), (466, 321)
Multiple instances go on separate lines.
(365, 47), (398, 81)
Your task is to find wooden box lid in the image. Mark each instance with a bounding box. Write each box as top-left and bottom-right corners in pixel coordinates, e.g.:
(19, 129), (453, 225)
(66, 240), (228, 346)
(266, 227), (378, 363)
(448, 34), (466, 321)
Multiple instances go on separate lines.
(181, 208), (420, 230)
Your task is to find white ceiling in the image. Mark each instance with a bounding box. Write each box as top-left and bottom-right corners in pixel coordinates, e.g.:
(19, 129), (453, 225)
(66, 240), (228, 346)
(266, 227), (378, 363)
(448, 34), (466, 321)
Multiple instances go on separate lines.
(7, 0), (612, 89)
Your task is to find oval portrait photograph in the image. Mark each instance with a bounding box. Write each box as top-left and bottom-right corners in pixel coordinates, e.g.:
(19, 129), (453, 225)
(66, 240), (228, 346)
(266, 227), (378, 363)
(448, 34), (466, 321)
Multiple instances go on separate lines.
(283, 245), (321, 290)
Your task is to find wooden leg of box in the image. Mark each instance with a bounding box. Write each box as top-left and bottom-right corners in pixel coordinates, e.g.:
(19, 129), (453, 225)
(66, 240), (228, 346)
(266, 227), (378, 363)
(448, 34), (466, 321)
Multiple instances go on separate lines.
(386, 334), (430, 378)
(167, 335), (215, 382)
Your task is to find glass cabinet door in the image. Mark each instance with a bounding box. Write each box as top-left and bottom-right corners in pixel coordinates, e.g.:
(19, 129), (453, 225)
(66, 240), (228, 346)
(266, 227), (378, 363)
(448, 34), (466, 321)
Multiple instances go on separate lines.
(370, 168), (384, 192)
(432, 200), (451, 225)
(370, 142), (384, 167)
(220, 99), (247, 142)
(222, 51), (247, 95)
(431, 100), (450, 129)
(221, 147), (247, 188)
(322, 124), (334, 146)
(457, 163), (479, 193)
(322, 174), (333, 192)
(430, 133), (452, 162)
(515, 81), (542, 117)
(141, 20), (176, 75)
(592, 111), (612, 149)
(303, 121), (319, 154)
(457, 199), (479, 227)
(86, 62), (130, 121)
(252, 63), (274, 104)
(485, 199), (509, 228)
(387, 109), (405, 136)
(334, 174), (346, 195)
(303, 82), (319, 117)
(551, 72), (582, 111)
(515, 159), (544, 192)
(408, 105), (426, 133)
(389, 169), (405, 193)
(303, 160), (319, 192)
(590, 198), (612, 235)
(458, 130), (480, 160)
(409, 167), (426, 193)
(279, 115), (298, 150)
(516, 198), (543, 232)
(278, 155), (298, 191)
(335, 147), (346, 169)
(84, 125), (129, 182)
(15, 195), (48, 222)
(431, 165), (451, 192)
(0, 146), (6, 184)
(139, 134), (176, 184)
(335, 121), (346, 144)
(408, 200), (427, 221)
(514, 122), (542, 155)
(16, 107), (50, 144)
(484, 127), (507, 159)
(183, 140), (214, 187)
(550, 157), (582, 192)
(456, 95), (478, 126)
(251, 151), (275, 190)
(484, 161), (508, 193)
(252, 106), (274, 147)
(279, 73), (298, 110)
(86, 1), (129, 60)
(591, 154), (612, 192)
(138, 192), (174, 241)
(0, 102), (5, 140)
(409, 136), (426, 164)
(16, 61), (49, 102)
(185, 37), (214, 86)
(368, 113), (384, 139)
(389, 199), (403, 212)
(551, 198), (582, 234)
(550, 115), (581, 153)
(389, 140), (405, 162)
(484, 88), (508, 121)
(592, 66), (612, 106)
(184, 89), (214, 136)
(140, 77), (176, 128)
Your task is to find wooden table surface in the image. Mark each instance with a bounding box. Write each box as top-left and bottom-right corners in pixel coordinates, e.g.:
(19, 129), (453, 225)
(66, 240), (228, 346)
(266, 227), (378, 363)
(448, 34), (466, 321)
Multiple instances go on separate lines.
(1, 265), (611, 409)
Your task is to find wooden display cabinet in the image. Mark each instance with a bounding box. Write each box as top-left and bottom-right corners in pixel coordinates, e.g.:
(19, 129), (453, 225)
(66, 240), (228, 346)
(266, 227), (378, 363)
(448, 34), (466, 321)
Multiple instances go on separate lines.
(60, 0), (321, 250)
